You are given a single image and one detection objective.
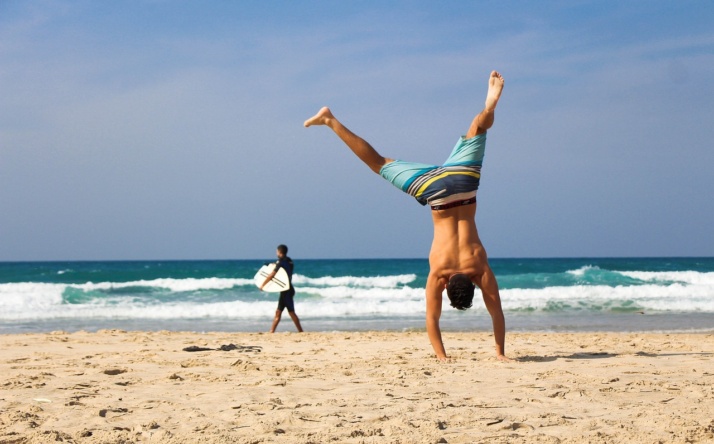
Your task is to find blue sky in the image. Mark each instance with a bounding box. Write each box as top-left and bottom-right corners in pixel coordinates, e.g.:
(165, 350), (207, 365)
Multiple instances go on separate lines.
(1, 1), (713, 261)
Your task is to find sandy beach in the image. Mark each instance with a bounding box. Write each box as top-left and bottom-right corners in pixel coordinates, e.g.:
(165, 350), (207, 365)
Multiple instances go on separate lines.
(1, 330), (712, 443)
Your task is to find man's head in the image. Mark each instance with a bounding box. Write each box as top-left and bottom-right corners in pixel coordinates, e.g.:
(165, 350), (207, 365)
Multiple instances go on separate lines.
(276, 244), (288, 258)
(446, 273), (475, 310)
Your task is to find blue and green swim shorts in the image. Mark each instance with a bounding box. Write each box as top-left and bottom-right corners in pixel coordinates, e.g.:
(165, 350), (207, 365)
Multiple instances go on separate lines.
(379, 133), (486, 208)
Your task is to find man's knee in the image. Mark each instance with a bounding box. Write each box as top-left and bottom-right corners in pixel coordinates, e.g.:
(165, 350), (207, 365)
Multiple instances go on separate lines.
(369, 157), (394, 175)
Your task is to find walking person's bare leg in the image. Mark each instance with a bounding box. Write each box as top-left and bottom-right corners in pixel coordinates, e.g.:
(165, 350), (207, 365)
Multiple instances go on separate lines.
(270, 310), (281, 333)
(288, 312), (303, 332)
(304, 107), (392, 174)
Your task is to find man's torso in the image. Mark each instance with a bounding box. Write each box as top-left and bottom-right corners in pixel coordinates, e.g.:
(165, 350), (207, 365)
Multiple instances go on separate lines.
(428, 204), (487, 283)
(275, 257), (293, 282)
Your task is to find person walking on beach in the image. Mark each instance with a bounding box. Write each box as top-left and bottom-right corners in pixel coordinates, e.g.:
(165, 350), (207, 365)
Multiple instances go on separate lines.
(260, 244), (303, 333)
(304, 71), (510, 361)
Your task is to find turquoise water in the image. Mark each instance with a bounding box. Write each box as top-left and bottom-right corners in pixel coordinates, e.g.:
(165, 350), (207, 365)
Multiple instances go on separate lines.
(1, 258), (713, 334)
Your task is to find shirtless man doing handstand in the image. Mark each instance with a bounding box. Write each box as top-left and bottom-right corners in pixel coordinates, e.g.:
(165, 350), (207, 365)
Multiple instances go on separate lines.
(305, 71), (510, 362)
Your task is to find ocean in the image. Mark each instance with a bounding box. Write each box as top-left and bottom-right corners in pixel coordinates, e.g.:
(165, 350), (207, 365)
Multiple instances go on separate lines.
(1, 258), (713, 334)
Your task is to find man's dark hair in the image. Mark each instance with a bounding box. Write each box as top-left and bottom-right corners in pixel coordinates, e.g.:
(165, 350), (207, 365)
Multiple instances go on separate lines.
(277, 244), (288, 255)
(446, 273), (475, 310)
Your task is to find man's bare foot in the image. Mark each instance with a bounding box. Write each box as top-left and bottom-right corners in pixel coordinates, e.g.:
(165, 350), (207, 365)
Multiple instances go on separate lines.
(304, 106), (334, 127)
(496, 354), (514, 363)
(485, 71), (504, 112)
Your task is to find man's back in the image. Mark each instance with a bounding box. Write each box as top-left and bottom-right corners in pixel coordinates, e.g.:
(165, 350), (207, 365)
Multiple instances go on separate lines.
(429, 204), (488, 283)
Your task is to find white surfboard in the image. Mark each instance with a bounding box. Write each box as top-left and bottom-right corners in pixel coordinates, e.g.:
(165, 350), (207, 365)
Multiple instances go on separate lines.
(254, 263), (291, 292)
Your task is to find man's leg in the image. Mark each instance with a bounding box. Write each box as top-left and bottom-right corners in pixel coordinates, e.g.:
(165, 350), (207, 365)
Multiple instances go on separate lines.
(288, 311), (303, 332)
(466, 71), (505, 138)
(270, 309), (282, 333)
(304, 107), (393, 174)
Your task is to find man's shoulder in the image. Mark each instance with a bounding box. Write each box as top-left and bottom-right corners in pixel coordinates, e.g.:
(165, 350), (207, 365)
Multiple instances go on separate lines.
(277, 257), (294, 268)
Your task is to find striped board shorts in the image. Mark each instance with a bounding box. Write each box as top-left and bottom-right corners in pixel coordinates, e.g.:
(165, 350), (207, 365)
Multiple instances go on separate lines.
(379, 133), (486, 207)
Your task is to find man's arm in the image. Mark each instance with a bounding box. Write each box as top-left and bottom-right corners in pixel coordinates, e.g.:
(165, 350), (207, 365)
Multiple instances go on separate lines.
(485, 297), (509, 361)
(476, 267), (512, 362)
(259, 263), (279, 290)
(425, 273), (448, 361)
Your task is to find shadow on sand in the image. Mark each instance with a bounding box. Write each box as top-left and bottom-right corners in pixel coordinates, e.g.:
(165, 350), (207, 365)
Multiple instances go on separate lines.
(516, 351), (713, 363)
(517, 352), (617, 363)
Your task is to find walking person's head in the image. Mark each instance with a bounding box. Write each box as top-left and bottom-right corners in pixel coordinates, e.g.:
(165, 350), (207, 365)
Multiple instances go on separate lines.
(446, 273), (475, 310)
(276, 244), (288, 258)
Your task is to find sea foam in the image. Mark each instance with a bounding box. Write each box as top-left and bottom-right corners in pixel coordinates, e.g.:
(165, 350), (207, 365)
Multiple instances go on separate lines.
(1, 267), (713, 324)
